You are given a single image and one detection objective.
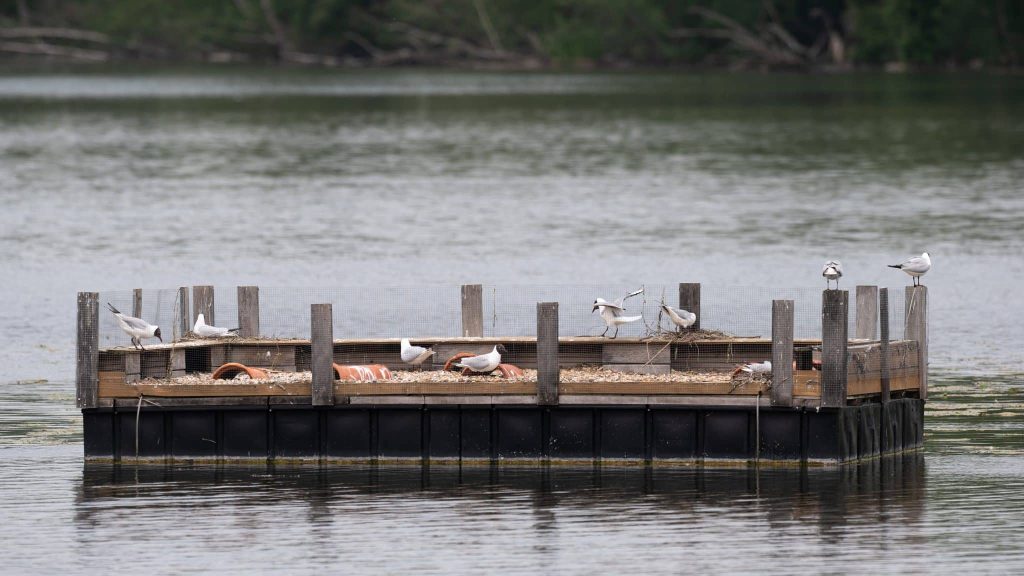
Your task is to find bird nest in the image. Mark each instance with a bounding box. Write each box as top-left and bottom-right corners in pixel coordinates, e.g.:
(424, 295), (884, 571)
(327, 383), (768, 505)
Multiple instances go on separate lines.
(643, 328), (737, 342)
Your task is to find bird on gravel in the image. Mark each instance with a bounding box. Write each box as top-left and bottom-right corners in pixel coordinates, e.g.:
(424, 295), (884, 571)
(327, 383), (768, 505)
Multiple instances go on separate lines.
(400, 338), (435, 367)
(454, 345), (507, 373)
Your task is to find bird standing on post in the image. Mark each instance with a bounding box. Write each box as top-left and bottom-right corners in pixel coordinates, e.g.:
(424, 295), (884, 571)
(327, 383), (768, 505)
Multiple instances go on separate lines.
(822, 260), (843, 290)
(888, 252), (931, 286)
(107, 303), (162, 350)
(593, 288), (644, 339)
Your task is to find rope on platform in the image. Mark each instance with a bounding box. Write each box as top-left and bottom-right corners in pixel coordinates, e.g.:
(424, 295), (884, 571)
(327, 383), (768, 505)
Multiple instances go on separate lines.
(135, 393), (143, 458)
(755, 391), (761, 464)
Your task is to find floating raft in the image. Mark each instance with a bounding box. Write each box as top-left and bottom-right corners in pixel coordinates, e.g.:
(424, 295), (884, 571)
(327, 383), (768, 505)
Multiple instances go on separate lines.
(76, 284), (929, 465)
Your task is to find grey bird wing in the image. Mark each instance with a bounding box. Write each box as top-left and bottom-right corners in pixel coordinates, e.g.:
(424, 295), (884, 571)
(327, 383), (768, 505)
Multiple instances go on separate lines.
(458, 355), (491, 371)
(822, 260), (842, 276)
(617, 288), (644, 307)
(901, 256), (929, 272)
(401, 345), (429, 362)
(120, 314), (153, 330)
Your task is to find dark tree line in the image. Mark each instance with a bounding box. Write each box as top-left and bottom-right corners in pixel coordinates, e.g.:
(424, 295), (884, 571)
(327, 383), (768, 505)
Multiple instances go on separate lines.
(1, 0), (1021, 69)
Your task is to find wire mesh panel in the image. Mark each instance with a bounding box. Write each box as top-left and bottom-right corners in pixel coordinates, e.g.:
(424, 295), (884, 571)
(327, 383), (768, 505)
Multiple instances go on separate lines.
(84, 283), (916, 405)
(259, 286), (462, 339)
(94, 284), (910, 347)
(485, 284), (667, 338)
(887, 288), (907, 341)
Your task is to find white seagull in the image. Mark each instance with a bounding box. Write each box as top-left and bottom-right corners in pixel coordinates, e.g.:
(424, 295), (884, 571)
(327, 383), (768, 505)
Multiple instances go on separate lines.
(193, 313), (238, 338)
(822, 260), (843, 289)
(888, 252), (931, 286)
(731, 360), (772, 378)
(400, 338), (435, 366)
(661, 304), (697, 331)
(454, 345), (507, 373)
(593, 288), (644, 339)
(107, 303), (162, 350)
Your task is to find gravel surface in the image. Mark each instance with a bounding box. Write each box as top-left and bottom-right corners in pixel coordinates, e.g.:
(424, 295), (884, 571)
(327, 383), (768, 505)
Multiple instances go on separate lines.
(138, 366), (739, 385)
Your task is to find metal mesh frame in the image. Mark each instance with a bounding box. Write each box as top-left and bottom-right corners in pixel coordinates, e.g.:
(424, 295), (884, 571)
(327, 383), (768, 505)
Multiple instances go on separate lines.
(94, 284), (907, 346)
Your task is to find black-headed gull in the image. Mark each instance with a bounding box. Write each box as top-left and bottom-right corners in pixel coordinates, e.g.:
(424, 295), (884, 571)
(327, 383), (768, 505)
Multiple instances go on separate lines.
(400, 338), (434, 366)
(592, 288), (644, 339)
(822, 260), (843, 289)
(454, 345), (507, 373)
(661, 304), (697, 331)
(193, 313), (238, 338)
(888, 252), (931, 286)
(107, 303), (162, 350)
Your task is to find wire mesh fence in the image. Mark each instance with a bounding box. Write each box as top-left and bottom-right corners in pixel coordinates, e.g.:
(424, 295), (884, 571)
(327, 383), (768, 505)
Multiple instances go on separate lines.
(78, 283), (920, 407)
(94, 283), (908, 348)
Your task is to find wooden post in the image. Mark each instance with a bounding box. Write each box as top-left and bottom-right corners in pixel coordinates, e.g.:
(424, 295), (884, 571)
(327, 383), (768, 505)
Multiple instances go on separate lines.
(879, 288), (891, 403)
(177, 286), (190, 338)
(311, 303), (334, 406)
(192, 285), (214, 327)
(821, 290), (849, 407)
(132, 288), (143, 319)
(678, 283), (701, 331)
(855, 285), (878, 340)
(237, 286), (260, 338)
(770, 299), (794, 407)
(76, 292), (99, 409)
(905, 286), (928, 400)
(461, 284), (483, 337)
(537, 302), (559, 405)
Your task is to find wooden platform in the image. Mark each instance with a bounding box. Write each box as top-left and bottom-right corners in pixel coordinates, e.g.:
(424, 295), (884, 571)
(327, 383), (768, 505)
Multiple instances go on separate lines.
(94, 337), (920, 404)
(76, 285), (929, 465)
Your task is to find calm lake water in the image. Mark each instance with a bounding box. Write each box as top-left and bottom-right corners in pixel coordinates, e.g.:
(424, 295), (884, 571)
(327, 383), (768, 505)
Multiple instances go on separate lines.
(1, 68), (1022, 573)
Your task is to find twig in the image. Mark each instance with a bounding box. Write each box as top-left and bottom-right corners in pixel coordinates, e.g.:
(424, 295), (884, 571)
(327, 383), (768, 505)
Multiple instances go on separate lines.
(0, 27), (110, 43)
(0, 41), (108, 61)
(471, 0), (504, 53)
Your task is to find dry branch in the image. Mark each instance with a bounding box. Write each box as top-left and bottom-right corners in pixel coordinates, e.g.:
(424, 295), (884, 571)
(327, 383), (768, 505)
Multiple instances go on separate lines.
(0, 40), (108, 61)
(472, 0), (504, 53)
(0, 27), (110, 43)
(672, 5), (808, 67)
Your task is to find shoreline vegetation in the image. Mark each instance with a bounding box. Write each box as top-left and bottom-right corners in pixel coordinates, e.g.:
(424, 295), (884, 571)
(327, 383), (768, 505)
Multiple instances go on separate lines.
(1, 1), (1021, 72)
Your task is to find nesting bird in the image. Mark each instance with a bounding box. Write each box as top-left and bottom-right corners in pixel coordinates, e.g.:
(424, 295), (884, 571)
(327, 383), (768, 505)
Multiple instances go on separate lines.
(660, 304), (697, 331)
(400, 338), (434, 366)
(107, 303), (162, 350)
(731, 360), (772, 379)
(822, 260), (843, 289)
(888, 252), (931, 286)
(454, 345), (507, 373)
(193, 313), (238, 338)
(593, 288), (644, 339)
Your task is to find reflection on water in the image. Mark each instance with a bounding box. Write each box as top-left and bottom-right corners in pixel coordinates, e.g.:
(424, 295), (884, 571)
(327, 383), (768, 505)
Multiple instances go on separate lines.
(70, 457), (930, 573)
